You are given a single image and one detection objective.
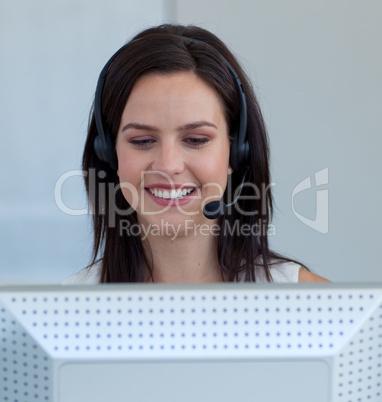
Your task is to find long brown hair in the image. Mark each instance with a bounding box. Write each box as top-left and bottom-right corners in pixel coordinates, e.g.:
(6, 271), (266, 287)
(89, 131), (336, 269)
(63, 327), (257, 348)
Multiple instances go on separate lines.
(83, 24), (287, 283)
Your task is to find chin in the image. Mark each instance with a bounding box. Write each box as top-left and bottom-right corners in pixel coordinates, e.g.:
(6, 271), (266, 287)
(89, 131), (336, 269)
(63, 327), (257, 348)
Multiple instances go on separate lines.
(137, 212), (214, 241)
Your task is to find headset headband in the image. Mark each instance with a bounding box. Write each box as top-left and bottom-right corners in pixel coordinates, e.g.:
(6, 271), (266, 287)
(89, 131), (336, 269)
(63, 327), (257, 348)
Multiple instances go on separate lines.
(93, 36), (249, 172)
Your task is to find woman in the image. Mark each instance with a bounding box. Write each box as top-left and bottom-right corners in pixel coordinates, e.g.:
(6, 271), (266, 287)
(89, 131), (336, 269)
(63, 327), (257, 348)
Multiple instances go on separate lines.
(65, 24), (328, 284)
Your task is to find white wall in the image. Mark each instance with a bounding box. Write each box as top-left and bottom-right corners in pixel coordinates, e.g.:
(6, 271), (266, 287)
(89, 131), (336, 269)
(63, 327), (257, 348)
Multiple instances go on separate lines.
(1, 0), (381, 284)
(0, 0), (171, 283)
(174, 0), (382, 282)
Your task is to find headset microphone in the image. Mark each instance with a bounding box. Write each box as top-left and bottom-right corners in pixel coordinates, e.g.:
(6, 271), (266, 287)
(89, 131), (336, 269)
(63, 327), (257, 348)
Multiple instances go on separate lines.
(203, 167), (249, 220)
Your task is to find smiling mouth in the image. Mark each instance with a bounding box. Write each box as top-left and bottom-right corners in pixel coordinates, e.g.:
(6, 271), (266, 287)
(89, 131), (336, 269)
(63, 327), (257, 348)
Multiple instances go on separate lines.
(148, 188), (196, 200)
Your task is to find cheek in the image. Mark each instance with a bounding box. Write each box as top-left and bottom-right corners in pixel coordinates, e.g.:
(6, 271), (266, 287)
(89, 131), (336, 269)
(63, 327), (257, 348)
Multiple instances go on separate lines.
(117, 155), (144, 186)
(195, 153), (230, 195)
(200, 144), (230, 181)
(116, 160), (142, 204)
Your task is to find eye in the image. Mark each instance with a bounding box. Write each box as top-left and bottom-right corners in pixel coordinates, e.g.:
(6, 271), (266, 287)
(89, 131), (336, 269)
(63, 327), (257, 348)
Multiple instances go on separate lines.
(184, 137), (210, 147)
(129, 138), (156, 149)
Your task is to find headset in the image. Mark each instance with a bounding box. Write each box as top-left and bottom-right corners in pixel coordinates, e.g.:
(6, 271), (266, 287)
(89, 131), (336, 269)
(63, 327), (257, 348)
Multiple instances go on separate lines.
(93, 36), (250, 173)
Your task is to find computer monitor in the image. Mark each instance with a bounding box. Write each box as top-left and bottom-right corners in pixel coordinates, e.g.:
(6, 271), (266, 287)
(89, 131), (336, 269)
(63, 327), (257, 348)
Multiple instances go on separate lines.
(1, 283), (381, 402)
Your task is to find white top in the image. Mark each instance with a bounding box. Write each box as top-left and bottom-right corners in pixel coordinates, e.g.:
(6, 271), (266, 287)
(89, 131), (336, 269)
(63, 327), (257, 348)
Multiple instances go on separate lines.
(62, 261), (301, 285)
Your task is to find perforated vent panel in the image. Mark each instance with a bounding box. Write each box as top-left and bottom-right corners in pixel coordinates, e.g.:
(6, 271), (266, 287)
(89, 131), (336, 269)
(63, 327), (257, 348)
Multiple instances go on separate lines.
(0, 302), (52, 402)
(1, 284), (381, 402)
(335, 302), (382, 401)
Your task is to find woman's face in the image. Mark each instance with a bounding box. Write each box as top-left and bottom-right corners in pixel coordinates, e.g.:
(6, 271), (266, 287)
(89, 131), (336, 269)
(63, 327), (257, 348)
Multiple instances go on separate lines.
(115, 71), (231, 235)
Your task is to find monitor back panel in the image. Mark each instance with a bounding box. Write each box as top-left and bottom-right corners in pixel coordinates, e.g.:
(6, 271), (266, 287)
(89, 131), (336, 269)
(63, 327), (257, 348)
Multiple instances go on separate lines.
(1, 283), (381, 401)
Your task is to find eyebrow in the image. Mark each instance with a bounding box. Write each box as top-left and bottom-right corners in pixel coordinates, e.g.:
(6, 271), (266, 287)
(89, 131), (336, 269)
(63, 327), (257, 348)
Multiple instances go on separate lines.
(121, 123), (159, 133)
(121, 121), (218, 133)
(177, 121), (218, 131)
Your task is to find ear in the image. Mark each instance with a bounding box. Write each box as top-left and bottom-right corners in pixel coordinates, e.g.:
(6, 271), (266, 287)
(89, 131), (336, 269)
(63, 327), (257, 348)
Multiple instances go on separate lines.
(228, 166), (234, 175)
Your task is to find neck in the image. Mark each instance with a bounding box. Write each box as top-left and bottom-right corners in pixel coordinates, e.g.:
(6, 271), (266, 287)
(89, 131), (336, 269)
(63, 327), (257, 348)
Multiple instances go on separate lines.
(142, 230), (223, 283)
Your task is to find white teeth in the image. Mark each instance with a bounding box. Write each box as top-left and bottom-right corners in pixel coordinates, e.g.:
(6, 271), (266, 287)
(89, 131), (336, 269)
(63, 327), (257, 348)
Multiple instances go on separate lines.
(149, 188), (194, 199)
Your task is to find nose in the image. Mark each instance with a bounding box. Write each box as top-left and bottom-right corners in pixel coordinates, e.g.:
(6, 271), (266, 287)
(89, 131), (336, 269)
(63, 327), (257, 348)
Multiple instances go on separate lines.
(150, 140), (185, 176)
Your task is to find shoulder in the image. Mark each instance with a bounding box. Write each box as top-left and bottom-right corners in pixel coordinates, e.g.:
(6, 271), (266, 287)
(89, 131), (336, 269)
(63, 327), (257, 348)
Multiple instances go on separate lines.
(250, 260), (301, 283)
(258, 260), (329, 284)
(62, 262), (102, 285)
(298, 268), (330, 283)
(267, 260), (301, 283)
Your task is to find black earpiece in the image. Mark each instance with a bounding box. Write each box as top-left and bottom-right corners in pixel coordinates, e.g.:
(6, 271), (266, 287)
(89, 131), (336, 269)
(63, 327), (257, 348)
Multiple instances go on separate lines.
(93, 37), (249, 173)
